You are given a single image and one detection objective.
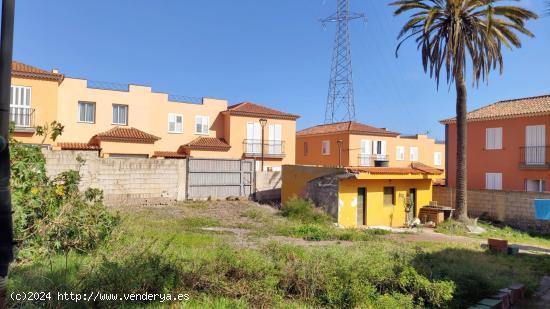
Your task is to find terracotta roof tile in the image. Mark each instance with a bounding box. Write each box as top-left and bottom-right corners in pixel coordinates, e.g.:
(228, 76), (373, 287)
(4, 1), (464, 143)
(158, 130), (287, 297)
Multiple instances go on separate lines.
(297, 121), (400, 137)
(12, 61), (64, 82)
(441, 94), (550, 124)
(226, 102), (300, 120)
(153, 151), (187, 159)
(58, 142), (100, 151)
(346, 163), (443, 176)
(92, 127), (160, 144)
(183, 137), (231, 151)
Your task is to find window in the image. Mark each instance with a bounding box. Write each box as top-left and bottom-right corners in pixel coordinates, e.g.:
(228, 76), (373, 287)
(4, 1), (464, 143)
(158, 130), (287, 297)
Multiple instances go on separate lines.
(321, 140), (330, 155)
(486, 127), (503, 149)
(10, 86), (32, 127)
(410, 147), (419, 162)
(396, 146), (405, 161)
(383, 187), (395, 206)
(246, 122), (261, 153)
(526, 179), (545, 192)
(168, 113), (183, 133)
(112, 104), (128, 125)
(360, 140), (372, 166)
(304, 142), (309, 156)
(78, 101), (95, 123)
(195, 115), (209, 135)
(434, 152), (442, 166)
(268, 124), (282, 154)
(485, 173), (503, 190)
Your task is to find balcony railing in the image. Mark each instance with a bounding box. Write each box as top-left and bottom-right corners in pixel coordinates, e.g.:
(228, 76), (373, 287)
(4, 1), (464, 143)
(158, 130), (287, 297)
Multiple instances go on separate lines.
(520, 146), (550, 169)
(243, 139), (285, 158)
(10, 107), (35, 130)
(358, 154), (389, 167)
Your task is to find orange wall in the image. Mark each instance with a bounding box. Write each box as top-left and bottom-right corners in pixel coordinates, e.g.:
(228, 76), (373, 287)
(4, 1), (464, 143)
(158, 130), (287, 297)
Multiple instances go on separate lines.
(446, 116), (550, 191)
(11, 77), (59, 145)
(297, 133), (445, 171)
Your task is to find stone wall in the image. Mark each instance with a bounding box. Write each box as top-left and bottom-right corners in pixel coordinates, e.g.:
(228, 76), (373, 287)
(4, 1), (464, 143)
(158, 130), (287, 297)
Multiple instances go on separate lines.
(255, 171), (282, 202)
(307, 175), (339, 219)
(43, 150), (186, 207)
(433, 186), (550, 233)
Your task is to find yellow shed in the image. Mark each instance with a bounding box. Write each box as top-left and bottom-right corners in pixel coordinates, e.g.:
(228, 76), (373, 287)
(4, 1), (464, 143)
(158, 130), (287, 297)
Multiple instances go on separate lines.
(282, 163), (443, 228)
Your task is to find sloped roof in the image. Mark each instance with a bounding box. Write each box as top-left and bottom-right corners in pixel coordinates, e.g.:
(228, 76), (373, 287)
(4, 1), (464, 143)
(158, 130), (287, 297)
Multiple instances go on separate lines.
(12, 61), (64, 82)
(153, 151), (187, 159)
(226, 102), (300, 120)
(58, 142), (100, 151)
(297, 121), (400, 137)
(183, 137), (231, 151)
(346, 162), (443, 176)
(92, 127), (160, 144)
(440, 94), (550, 124)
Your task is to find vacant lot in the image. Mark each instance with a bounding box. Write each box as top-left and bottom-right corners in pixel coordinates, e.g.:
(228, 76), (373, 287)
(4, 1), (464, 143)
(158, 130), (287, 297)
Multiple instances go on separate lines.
(8, 200), (550, 308)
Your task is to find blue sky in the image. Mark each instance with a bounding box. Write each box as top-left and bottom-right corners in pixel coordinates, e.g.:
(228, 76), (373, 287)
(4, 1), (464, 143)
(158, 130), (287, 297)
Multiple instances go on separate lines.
(13, 0), (549, 140)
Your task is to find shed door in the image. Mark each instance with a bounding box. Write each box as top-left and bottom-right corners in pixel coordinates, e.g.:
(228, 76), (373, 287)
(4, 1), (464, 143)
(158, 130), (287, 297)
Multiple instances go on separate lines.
(357, 187), (366, 226)
(526, 125), (545, 164)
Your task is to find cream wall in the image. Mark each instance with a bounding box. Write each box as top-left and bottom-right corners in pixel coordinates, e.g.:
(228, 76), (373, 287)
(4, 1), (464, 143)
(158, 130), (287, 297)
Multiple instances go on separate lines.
(11, 77), (59, 145)
(226, 114), (297, 168)
(100, 141), (155, 157)
(296, 133), (350, 167)
(348, 134), (445, 170)
(57, 77), (229, 153)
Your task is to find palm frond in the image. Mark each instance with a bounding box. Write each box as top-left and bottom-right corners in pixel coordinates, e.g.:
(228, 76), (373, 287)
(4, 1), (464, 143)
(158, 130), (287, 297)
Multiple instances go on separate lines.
(390, 0), (538, 87)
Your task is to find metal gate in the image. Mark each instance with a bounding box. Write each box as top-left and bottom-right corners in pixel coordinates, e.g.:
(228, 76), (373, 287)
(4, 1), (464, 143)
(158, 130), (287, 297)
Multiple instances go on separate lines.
(186, 158), (255, 199)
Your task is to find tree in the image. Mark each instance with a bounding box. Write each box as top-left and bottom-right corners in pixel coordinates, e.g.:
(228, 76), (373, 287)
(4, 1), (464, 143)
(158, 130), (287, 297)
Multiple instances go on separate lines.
(390, 0), (537, 222)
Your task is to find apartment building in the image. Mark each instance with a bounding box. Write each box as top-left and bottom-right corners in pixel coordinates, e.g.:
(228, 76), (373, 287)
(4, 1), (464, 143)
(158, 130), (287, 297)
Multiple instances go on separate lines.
(10, 61), (299, 171)
(296, 121), (445, 172)
(442, 94), (550, 192)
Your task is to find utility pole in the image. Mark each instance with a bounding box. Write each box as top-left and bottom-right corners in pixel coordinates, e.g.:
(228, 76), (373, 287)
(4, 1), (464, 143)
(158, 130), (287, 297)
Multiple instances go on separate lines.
(321, 0), (365, 124)
(0, 0), (15, 306)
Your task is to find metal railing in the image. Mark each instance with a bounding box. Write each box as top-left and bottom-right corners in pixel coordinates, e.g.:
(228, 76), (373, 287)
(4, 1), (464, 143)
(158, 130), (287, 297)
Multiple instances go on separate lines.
(9, 107), (34, 128)
(358, 154), (388, 167)
(243, 139), (285, 158)
(520, 146), (550, 167)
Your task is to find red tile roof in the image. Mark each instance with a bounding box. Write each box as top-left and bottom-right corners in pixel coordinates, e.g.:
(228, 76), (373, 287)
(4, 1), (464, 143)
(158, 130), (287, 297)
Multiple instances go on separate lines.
(153, 151), (187, 159)
(58, 142), (100, 151)
(92, 127), (160, 144)
(297, 121), (400, 137)
(12, 61), (64, 82)
(440, 94), (550, 124)
(346, 163), (443, 176)
(226, 102), (300, 120)
(182, 137), (231, 152)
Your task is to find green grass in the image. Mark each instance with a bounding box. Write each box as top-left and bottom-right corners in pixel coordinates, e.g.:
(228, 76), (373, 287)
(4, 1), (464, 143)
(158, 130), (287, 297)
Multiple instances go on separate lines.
(435, 219), (550, 248)
(7, 201), (550, 309)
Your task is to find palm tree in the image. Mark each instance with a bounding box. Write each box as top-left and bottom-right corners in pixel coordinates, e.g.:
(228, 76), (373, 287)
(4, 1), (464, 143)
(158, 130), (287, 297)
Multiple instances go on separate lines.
(391, 0), (537, 222)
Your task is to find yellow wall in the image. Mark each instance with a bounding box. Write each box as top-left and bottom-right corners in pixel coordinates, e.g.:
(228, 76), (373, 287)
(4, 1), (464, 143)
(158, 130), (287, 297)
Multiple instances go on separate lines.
(297, 132), (445, 173)
(226, 114), (297, 170)
(99, 141), (155, 158)
(281, 165), (345, 202)
(10, 77), (59, 145)
(338, 176), (433, 228)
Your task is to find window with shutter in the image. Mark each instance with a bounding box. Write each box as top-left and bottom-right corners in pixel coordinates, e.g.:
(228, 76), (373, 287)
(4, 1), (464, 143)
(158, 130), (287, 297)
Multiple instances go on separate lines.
(168, 113), (183, 133)
(486, 128), (502, 149)
(434, 152), (442, 166)
(485, 173), (503, 190)
(195, 115), (209, 135)
(396, 146), (405, 161)
(410, 147), (419, 162)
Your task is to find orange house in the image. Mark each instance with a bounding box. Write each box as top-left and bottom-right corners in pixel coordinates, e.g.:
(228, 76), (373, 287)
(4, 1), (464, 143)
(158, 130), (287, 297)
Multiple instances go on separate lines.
(9, 61), (300, 171)
(441, 94), (550, 192)
(296, 121), (445, 174)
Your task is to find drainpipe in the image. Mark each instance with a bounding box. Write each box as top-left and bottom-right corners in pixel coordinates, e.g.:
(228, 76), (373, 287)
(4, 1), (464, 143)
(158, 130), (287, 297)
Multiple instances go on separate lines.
(0, 0), (16, 305)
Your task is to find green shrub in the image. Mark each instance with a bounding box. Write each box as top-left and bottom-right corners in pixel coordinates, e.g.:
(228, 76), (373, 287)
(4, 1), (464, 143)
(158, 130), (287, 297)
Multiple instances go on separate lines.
(280, 198), (332, 225)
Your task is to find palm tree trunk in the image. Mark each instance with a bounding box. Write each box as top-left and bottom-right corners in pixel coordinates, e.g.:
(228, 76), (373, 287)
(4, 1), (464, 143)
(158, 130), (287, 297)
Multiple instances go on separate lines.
(453, 71), (469, 222)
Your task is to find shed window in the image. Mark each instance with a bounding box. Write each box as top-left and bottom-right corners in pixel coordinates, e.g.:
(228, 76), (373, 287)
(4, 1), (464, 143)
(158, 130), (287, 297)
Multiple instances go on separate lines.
(304, 142), (309, 156)
(321, 140), (330, 155)
(383, 187), (395, 206)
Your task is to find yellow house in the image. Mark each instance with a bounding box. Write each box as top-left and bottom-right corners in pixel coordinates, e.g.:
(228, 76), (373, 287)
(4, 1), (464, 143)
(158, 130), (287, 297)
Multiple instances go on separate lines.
(296, 121), (445, 175)
(10, 61), (300, 170)
(282, 164), (443, 228)
(10, 61), (63, 145)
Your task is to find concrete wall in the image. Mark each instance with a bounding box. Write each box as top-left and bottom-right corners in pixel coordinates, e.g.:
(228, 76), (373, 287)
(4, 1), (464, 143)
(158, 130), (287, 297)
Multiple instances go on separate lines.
(43, 150), (186, 206)
(255, 171), (282, 202)
(433, 186), (550, 233)
(307, 176), (340, 219)
(281, 165), (345, 202)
